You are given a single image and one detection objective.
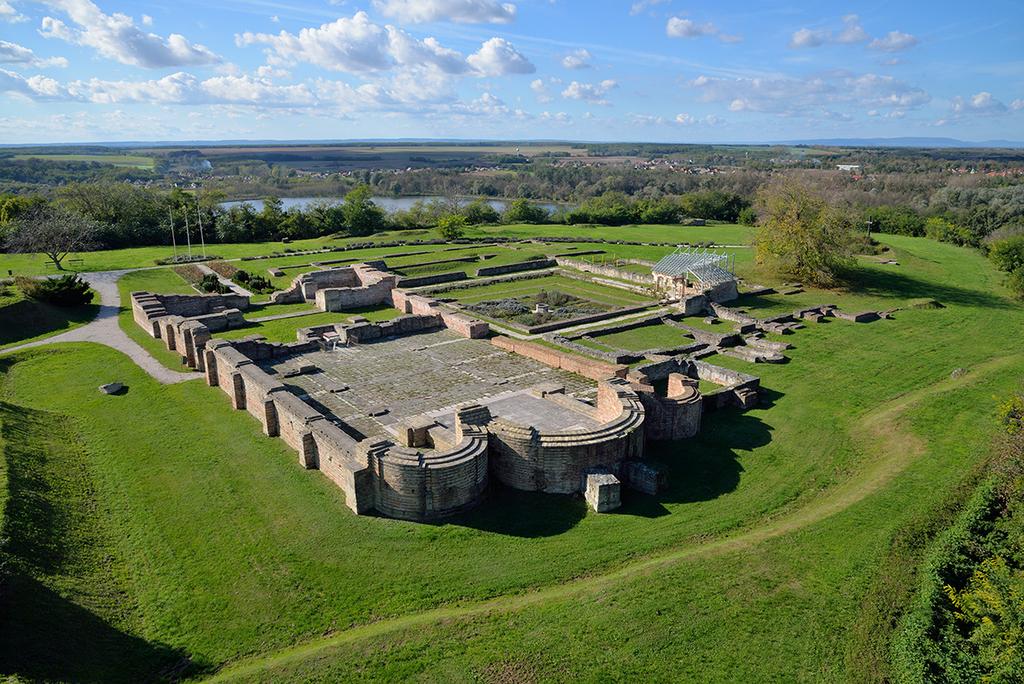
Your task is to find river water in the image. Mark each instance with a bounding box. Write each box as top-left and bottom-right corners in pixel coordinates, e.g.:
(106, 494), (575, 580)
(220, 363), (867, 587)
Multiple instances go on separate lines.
(220, 196), (568, 214)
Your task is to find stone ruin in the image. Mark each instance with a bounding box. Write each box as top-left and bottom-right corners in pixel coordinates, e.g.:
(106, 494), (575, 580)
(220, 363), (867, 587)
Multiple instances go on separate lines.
(130, 262), (747, 522)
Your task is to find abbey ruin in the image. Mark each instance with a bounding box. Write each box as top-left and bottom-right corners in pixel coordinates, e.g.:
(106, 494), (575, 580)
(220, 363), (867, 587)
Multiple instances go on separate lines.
(131, 250), (887, 522)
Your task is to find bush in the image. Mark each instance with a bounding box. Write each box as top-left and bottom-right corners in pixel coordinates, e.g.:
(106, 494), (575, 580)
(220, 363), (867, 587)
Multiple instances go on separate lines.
(989, 234), (1024, 274)
(436, 214), (468, 241)
(863, 205), (926, 236)
(15, 274), (94, 307)
(232, 270), (274, 294)
(925, 217), (977, 247)
(198, 273), (230, 294)
(737, 207), (757, 226)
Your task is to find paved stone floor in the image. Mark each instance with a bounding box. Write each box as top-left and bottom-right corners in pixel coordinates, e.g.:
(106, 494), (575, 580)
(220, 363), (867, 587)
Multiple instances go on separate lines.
(262, 329), (595, 440)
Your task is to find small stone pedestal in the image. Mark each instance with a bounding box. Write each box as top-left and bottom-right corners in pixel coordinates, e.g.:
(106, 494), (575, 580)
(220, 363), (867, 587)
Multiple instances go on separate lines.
(584, 472), (621, 513)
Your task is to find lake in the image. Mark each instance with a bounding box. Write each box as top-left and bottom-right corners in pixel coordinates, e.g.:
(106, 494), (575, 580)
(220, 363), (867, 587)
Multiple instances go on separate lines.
(220, 196), (568, 214)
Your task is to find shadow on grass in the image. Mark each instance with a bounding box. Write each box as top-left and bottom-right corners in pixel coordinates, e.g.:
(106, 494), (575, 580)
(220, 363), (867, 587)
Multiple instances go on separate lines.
(0, 295), (100, 347)
(619, 404), (776, 519)
(735, 266), (1011, 313)
(445, 482), (588, 538)
(0, 400), (203, 682)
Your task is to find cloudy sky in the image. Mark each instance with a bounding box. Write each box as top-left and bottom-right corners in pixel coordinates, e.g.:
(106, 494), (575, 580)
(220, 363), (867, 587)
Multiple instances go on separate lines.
(0, 0), (1021, 143)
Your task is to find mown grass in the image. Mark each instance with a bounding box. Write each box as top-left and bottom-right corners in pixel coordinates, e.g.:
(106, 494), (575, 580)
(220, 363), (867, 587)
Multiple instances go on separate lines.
(0, 230), (1020, 681)
(215, 306), (403, 342)
(115, 268), (195, 371)
(589, 323), (693, 351)
(0, 285), (99, 349)
(445, 274), (654, 308)
(0, 223), (747, 277)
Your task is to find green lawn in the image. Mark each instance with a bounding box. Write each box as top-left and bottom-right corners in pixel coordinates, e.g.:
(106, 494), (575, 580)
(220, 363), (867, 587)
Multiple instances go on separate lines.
(214, 306), (403, 342)
(1, 231), (1022, 681)
(588, 323), (693, 351)
(0, 285), (99, 350)
(115, 268), (195, 371)
(445, 274), (654, 309)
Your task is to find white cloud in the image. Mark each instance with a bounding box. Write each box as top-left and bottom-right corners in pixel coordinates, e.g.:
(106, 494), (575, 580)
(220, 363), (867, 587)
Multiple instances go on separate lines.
(868, 30), (918, 52)
(950, 91), (1008, 116)
(561, 48), (591, 70)
(0, 40), (68, 67)
(666, 16), (739, 43)
(238, 14), (530, 78)
(141, 13), (152, 26)
(690, 71), (929, 118)
(791, 15), (868, 48)
(561, 79), (616, 105)
(467, 37), (534, 76)
(1012, 99), (1024, 111)
(0, 67), (65, 98)
(530, 77), (553, 103)
(1, 0), (26, 23)
(39, 0), (221, 68)
(373, 0), (516, 24)
(538, 110), (570, 124)
(629, 0), (668, 16)
(62, 71), (315, 106)
(666, 17), (714, 38)
(789, 28), (828, 49)
(836, 15), (868, 44)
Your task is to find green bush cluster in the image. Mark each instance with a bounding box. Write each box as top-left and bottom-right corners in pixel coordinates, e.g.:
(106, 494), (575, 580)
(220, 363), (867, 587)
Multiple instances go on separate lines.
(14, 274), (93, 307)
(232, 270), (274, 294)
(893, 392), (1024, 683)
(987, 233), (1024, 299)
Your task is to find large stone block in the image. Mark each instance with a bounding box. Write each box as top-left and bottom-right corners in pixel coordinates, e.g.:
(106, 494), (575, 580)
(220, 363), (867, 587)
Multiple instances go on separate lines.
(584, 472), (621, 512)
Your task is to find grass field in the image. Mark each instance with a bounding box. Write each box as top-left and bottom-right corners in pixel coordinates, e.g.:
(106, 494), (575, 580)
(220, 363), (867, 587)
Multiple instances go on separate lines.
(1, 229), (1021, 681)
(11, 153), (155, 168)
(0, 285), (99, 350)
(214, 306), (403, 342)
(588, 323), (693, 351)
(0, 223), (746, 277)
(444, 274), (654, 309)
(115, 268), (195, 371)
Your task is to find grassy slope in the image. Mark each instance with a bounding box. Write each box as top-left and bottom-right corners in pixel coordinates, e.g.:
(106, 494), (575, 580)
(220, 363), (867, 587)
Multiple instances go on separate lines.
(0, 231), (1019, 680)
(0, 285), (100, 349)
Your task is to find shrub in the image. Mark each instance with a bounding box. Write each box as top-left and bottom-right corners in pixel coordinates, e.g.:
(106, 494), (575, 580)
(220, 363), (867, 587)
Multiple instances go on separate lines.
(737, 207), (757, 226)
(436, 214), (468, 241)
(926, 217), (977, 247)
(863, 205), (926, 236)
(15, 274), (93, 307)
(989, 234), (1024, 274)
(198, 273), (229, 294)
(232, 270), (274, 294)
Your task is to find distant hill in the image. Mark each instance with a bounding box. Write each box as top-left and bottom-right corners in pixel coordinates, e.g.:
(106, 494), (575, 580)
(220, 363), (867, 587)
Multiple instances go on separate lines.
(779, 137), (1024, 149)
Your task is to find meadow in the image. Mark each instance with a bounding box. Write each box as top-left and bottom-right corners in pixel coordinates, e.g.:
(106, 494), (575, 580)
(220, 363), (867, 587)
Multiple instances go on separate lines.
(0, 227), (1021, 681)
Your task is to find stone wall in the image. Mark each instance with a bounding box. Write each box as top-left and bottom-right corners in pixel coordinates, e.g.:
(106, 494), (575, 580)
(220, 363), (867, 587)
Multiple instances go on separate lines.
(390, 289), (490, 339)
(395, 271), (468, 288)
(555, 257), (656, 288)
(487, 378), (645, 494)
(490, 336), (627, 381)
(476, 258), (556, 277)
(634, 373), (702, 441)
(131, 290), (248, 339)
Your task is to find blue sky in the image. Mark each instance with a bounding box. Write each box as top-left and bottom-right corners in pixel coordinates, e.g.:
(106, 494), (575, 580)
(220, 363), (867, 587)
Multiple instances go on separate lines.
(0, 0), (1021, 143)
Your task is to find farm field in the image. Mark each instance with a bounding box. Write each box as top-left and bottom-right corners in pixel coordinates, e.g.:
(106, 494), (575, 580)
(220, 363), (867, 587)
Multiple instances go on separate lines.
(1, 228), (1021, 681)
(10, 153), (156, 168)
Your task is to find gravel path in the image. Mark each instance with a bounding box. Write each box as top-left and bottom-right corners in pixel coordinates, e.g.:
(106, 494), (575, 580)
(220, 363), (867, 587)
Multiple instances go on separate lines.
(196, 263), (253, 297)
(0, 270), (200, 384)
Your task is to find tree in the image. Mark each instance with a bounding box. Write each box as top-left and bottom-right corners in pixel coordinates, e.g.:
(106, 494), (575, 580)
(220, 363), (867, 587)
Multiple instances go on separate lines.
(461, 199), (500, 225)
(436, 214), (467, 241)
(862, 205), (926, 236)
(753, 182), (856, 286)
(502, 198), (549, 224)
(989, 234), (1024, 274)
(341, 184), (386, 236)
(5, 206), (100, 270)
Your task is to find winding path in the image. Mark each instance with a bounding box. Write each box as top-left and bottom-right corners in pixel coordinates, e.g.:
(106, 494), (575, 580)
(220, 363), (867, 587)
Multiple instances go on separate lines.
(0, 270), (199, 384)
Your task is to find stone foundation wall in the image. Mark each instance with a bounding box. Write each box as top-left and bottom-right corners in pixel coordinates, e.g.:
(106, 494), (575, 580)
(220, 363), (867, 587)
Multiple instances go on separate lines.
(491, 336), (627, 381)
(131, 290), (248, 339)
(476, 258), (556, 277)
(555, 257), (656, 287)
(487, 379), (645, 494)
